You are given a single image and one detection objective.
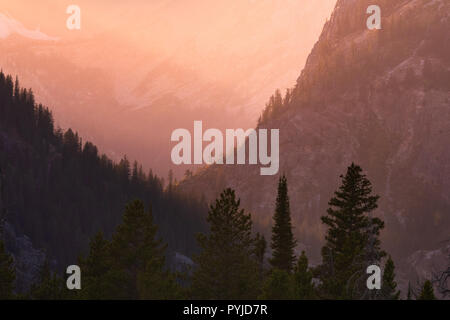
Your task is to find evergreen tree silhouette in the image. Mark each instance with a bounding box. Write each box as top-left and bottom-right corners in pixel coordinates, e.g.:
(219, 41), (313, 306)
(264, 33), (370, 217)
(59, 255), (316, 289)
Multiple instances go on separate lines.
(381, 256), (400, 300)
(318, 163), (385, 299)
(192, 189), (259, 299)
(294, 251), (315, 299)
(418, 280), (436, 300)
(270, 175), (296, 272)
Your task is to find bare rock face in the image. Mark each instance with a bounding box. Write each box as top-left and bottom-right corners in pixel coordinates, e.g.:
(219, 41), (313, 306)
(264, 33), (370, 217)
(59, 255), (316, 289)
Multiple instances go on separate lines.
(3, 222), (46, 293)
(179, 0), (450, 267)
(404, 242), (449, 299)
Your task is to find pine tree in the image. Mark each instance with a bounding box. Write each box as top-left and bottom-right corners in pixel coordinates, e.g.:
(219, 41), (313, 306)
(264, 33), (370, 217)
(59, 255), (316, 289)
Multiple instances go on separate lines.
(260, 269), (296, 300)
(318, 163), (385, 299)
(78, 232), (123, 299)
(109, 200), (176, 299)
(191, 188), (259, 299)
(270, 175), (296, 272)
(13, 76), (20, 101)
(137, 259), (182, 300)
(0, 239), (15, 299)
(254, 232), (267, 281)
(79, 203), (179, 300)
(294, 251), (315, 299)
(407, 282), (413, 300)
(418, 280), (436, 300)
(381, 256), (400, 300)
(29, 260), (66, 300)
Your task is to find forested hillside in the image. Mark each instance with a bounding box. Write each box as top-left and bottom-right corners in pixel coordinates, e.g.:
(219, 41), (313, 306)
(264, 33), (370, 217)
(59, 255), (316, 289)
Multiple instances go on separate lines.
(0, 71), (207, 279)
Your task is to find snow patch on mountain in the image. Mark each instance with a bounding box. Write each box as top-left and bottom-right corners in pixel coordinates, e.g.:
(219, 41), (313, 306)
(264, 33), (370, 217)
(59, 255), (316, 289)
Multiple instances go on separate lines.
(0, 13), (58, 41)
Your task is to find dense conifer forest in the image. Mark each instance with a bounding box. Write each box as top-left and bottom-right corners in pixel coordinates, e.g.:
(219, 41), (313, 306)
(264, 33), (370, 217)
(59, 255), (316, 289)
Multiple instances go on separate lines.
(0, 71), (208, 272)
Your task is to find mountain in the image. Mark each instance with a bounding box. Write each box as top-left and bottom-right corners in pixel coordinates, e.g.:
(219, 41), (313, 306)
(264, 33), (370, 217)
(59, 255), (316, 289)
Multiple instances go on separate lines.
(0, 1), (336, 177)
(0, 13), (58, 41)
(179, 0), (450, 289)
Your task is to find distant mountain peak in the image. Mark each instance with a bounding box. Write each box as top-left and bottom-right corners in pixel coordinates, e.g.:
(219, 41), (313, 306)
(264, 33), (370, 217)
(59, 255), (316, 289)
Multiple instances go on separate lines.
(0, 12), (58, 41)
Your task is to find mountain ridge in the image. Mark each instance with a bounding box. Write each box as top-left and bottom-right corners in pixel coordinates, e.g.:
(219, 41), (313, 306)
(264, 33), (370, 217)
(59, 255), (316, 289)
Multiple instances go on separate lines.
(178, 0), (450, 290)
(0, 13), (58, 41)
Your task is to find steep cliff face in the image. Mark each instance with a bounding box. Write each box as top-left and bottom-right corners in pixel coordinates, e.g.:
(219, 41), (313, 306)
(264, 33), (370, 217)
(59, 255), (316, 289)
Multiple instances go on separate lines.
(179, 0), (450, 270)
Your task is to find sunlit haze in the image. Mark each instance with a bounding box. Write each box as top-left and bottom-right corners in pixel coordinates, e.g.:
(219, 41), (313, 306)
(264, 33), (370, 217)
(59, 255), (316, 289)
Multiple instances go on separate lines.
(1, 0), (336, 176)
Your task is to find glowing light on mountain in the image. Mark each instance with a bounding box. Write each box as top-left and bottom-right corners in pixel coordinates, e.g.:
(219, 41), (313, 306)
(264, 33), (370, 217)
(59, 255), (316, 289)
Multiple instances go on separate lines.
(0, 13), (58, 40)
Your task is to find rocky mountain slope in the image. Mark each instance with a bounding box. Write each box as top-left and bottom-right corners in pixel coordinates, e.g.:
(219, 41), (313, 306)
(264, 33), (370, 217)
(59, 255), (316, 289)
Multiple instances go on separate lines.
(179, 0), (450, 289)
